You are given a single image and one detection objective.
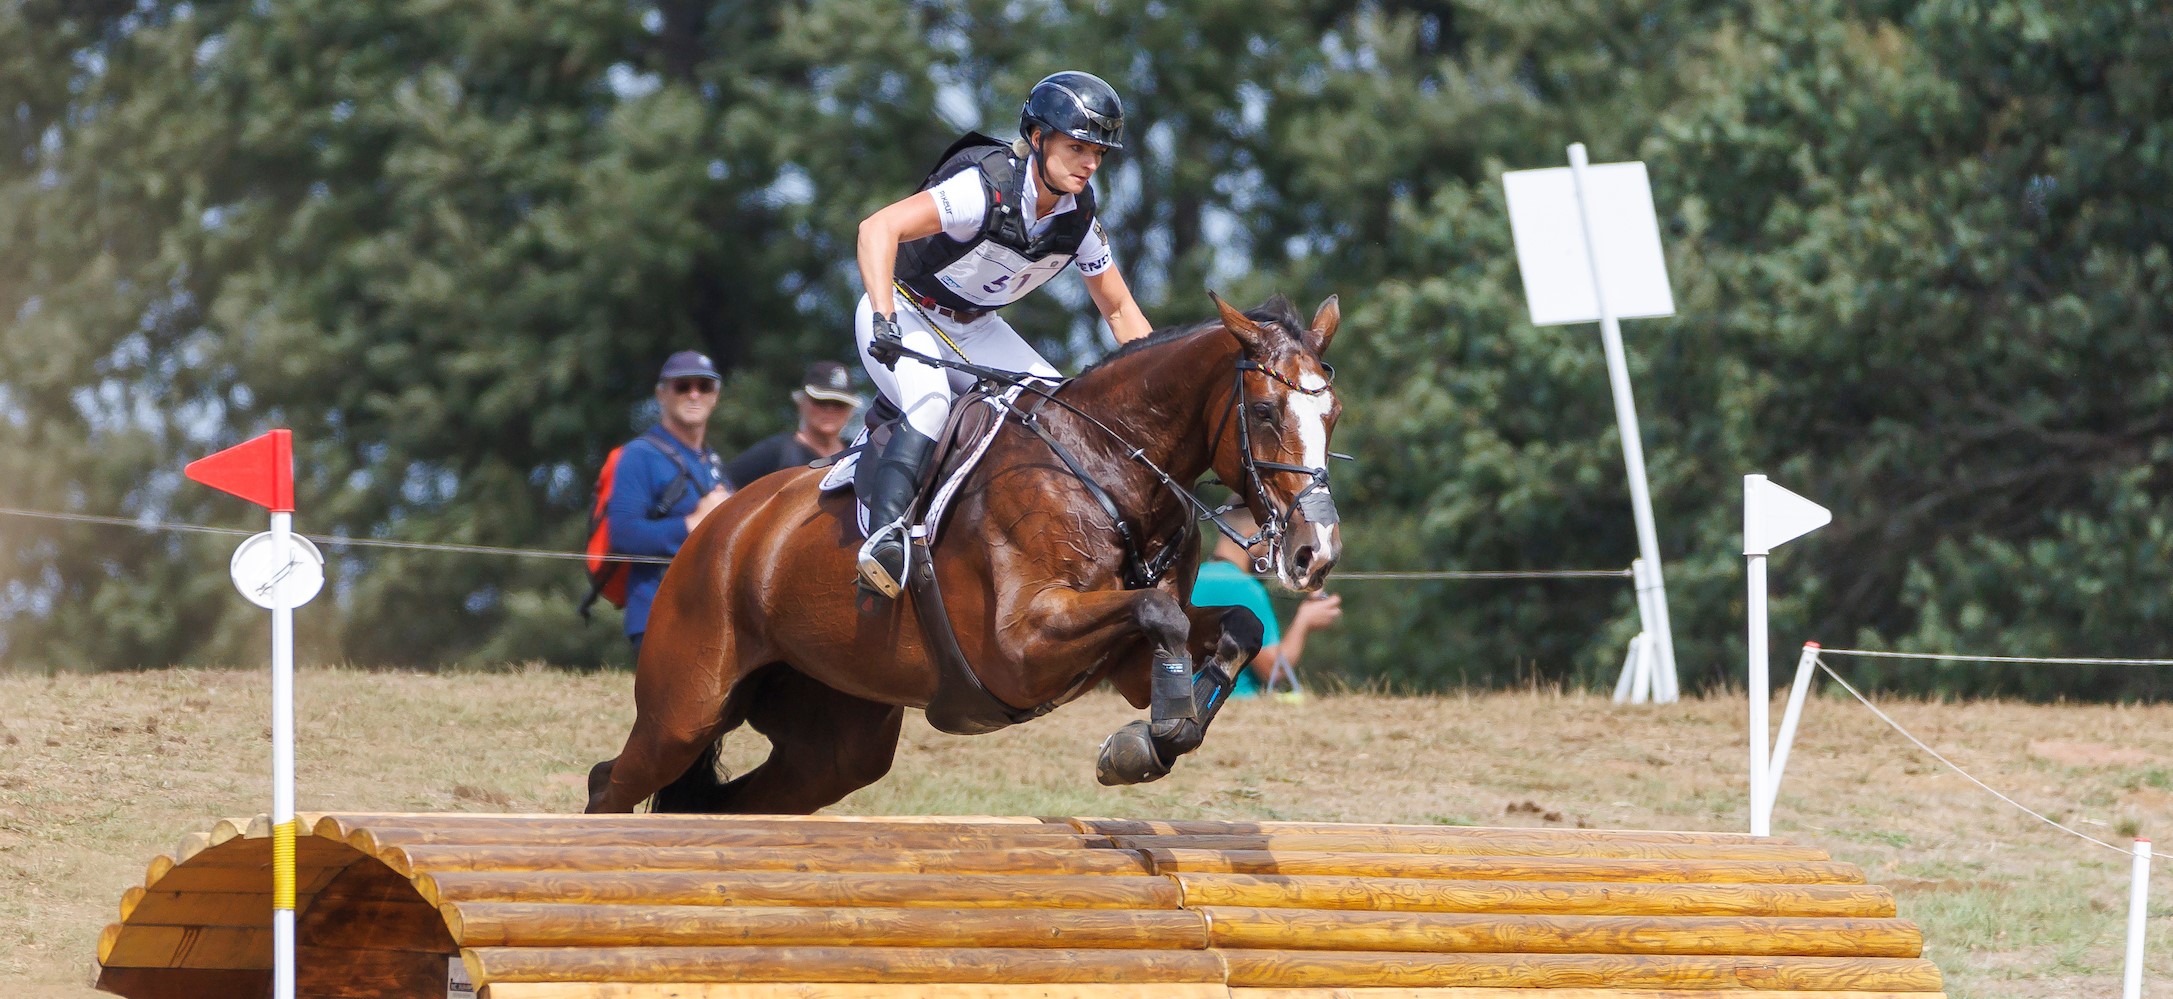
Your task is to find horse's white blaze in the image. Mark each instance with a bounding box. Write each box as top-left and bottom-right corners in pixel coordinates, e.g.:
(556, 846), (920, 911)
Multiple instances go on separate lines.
(1288, 371), (1338, 577)
(1291, 373), (1333, 487)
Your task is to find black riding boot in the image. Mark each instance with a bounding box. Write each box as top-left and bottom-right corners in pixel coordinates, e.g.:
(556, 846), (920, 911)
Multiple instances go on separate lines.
(855, 426), (938, 598)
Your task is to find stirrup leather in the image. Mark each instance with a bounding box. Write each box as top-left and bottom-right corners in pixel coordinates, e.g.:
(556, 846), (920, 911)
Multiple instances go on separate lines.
(856, 518), (911, 598)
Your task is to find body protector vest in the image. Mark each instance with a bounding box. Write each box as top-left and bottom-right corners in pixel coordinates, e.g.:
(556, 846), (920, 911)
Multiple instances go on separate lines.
(895, 132), (1099, 316)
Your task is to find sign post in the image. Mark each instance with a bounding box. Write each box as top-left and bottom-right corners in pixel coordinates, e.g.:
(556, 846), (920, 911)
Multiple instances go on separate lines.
(1742, 473), (1830, 836)
(1504, 144), (1680, 700)
(185, 429), (320, 999)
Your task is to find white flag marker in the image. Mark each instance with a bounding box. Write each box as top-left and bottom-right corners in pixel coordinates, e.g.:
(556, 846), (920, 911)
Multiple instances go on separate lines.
(1742, 474), (1830, 836)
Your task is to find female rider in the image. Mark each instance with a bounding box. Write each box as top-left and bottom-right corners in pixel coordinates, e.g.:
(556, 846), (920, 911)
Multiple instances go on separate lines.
(853, 71), (1153, 596)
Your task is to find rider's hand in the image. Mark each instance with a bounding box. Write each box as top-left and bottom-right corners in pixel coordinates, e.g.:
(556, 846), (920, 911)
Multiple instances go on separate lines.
(867, 313), (905, 369)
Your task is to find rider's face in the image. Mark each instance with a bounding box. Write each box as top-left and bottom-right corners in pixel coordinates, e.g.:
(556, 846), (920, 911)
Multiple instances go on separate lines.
(1038, 134), (1107, 195)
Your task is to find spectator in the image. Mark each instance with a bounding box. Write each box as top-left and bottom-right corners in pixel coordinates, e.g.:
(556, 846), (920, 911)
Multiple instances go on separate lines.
(724, 361), (865, 489)
(607, 351), (730, 659)
(1190, 510), (1344, 698)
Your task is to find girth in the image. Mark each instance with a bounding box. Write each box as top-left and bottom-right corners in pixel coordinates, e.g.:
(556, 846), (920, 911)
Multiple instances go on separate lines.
(908, 538), (1082, 735)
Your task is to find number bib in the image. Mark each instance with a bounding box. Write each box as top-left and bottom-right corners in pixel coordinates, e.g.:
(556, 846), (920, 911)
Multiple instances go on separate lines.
(934, 241), (1074, 309)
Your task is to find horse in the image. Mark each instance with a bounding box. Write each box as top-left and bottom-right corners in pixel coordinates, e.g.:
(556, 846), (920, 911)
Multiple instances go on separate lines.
(585, 292), (1344, 814)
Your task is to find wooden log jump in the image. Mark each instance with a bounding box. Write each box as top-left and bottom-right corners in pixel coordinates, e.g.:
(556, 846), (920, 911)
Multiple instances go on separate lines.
(95, 814), (1945, 998)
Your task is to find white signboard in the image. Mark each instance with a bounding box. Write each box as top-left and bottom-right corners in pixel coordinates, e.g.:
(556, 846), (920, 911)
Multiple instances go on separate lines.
(1503, 162), (1675, 326)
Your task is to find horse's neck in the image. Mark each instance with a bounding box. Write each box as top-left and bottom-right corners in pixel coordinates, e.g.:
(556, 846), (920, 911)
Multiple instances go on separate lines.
(1057, 329), (1233, 495)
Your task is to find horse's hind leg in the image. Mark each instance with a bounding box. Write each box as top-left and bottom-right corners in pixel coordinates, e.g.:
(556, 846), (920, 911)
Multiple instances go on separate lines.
(586, 627), (753, 814)
(705, 668), (905, 814)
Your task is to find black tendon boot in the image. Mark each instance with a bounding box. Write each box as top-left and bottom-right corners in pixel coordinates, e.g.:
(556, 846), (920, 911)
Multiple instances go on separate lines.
(855, 426), (938, 598)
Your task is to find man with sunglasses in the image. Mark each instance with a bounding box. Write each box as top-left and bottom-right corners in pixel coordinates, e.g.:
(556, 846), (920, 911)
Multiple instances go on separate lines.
(852, 71), (1153, 597)
(606, 351), (730, 658)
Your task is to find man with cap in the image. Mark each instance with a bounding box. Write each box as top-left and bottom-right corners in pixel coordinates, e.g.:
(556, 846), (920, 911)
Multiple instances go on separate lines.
(606, 350), (730, 659)
(724, 361), (866, 489)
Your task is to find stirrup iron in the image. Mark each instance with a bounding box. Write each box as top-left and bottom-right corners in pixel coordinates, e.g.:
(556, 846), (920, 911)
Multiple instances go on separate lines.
(856, 518), (911, 599)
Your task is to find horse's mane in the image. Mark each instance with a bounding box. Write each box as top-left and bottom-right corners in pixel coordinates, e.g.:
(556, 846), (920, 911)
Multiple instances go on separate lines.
(1077, 294), (1308, 376)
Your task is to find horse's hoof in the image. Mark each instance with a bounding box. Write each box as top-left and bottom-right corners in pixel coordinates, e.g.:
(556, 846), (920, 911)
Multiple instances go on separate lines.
(1095, 721), (1171, 786)
(584, 759), (616, 813)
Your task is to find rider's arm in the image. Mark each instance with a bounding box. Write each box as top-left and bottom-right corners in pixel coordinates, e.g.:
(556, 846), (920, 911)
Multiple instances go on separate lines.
(856, 191), (947, 317)
(1079, 222), (1151, 343)
(1085, 266), (1153, 344)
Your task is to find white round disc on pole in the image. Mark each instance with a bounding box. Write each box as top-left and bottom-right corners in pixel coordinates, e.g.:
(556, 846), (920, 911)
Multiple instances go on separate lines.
(229, 531), (325, 609)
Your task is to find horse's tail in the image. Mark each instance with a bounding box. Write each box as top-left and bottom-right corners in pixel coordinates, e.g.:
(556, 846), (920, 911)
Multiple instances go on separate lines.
(648, 737), (729, 813)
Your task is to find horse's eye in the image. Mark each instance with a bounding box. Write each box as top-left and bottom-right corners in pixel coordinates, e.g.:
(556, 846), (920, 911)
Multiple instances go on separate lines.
(1250, 401), (1277, 424)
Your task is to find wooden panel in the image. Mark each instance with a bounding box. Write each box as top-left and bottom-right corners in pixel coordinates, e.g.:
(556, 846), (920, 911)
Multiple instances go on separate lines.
(447, 903), (1207, 949)
(484, 986), (1229, 999)
(1200, 908), (1921, 958)
(293, 944), (458, 998)
(1219, 952), (1945, 991)
(467, 945), (1229, 984)
(1113, 834), (1831, 862)
(346, 822), (1098, 849)
(96, 966), (270, 999)
(420, 871), (1183, 909)
(1229, 991), (1945, 998)
(1147, 850), (1864, 885)
(122, 890), (275, 928)
(297, 857), (457, 953)
(1174, 874), (1896, 918)
(1075, 820), (1768, 844)
(100, 924), (271, 969)
(385, 845), (1154, 877)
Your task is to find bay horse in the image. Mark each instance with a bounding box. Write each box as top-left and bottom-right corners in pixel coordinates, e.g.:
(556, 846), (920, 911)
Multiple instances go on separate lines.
(586, 292), (1344, 813)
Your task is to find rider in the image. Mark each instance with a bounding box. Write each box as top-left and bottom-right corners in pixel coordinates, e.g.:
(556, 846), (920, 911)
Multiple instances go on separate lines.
(852, 71), (1154, 596)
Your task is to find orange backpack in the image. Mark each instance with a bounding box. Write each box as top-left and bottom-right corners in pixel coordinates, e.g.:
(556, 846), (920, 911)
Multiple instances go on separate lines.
(579, 432), (697, 619)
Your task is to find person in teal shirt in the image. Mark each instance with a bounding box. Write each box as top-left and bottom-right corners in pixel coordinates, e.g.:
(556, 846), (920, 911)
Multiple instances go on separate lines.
(1189, 511), (1344, 697)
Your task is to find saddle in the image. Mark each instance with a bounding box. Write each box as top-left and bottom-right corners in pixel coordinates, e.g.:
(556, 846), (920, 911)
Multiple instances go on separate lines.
(818, 384), (1015, 543)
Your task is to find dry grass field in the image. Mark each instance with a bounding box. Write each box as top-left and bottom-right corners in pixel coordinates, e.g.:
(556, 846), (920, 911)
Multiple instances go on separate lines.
(4, 665), (2171, 997)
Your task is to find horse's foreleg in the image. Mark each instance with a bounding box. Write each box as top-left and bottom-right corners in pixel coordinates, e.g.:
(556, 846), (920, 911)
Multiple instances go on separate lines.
(1181, 603), (1265, 735)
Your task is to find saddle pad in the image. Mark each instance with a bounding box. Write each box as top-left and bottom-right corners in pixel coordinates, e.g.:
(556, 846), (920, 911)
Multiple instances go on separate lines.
(820, 383), (1029, 542)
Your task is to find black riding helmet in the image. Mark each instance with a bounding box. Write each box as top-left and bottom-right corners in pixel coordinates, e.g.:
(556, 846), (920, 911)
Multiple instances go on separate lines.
(1020, 71), (1125, 150)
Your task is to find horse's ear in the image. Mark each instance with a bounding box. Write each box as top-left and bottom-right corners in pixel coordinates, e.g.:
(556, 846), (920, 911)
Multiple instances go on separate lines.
(1208, 290), (1272, 354)
(1305, 295), (1340, 357)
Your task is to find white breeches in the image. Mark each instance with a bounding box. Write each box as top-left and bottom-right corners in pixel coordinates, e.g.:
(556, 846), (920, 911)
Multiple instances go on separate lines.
(855, 294), (1060, 439)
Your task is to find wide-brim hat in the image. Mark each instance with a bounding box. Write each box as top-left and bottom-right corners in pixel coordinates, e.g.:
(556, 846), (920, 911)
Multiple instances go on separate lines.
(793, 360), (865, 407)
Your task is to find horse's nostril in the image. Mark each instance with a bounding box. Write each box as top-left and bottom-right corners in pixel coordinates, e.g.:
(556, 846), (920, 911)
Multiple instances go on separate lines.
(1293, 546), (1315, 571)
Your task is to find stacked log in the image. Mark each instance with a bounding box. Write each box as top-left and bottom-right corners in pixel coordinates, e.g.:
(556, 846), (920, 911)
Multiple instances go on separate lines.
(96, 813), (1944, 998)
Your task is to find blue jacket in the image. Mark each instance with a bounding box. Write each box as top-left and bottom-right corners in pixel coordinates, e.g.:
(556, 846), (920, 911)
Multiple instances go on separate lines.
(606, 427), (724, 637)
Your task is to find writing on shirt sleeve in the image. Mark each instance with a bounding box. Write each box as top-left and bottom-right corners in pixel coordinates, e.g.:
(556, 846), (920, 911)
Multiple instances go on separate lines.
(1076, 220), (1114, 276)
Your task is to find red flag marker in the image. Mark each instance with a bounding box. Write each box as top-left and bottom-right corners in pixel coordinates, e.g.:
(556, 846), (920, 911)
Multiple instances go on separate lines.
(185, 429), (294, 512)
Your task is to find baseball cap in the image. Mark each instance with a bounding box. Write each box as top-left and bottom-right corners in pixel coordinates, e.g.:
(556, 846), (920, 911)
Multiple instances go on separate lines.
(793, 360), (865, 407)
(658, 350), (721, 382)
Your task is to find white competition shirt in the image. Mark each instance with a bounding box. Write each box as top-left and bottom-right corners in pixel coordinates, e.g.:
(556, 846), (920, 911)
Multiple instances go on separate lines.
(924, 155), (1113, 277)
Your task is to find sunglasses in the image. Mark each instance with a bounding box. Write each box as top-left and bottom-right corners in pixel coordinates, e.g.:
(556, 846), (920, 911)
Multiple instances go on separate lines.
(666, 378), (718, 395)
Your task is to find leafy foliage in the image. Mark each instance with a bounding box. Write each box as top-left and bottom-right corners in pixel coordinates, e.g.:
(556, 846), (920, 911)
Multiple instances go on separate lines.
(5, 1), (2172, 699)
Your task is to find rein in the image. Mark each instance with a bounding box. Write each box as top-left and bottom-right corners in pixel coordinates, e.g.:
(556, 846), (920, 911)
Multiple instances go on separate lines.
(878, 340), (1344, 587)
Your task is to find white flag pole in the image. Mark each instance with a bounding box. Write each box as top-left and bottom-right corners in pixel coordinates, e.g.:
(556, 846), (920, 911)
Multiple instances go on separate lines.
(2126, 838), (2151, 999)
(1568, 143), (1678, 698)
(1745, 536), (1772, 838)
(269, 509), (296, 999)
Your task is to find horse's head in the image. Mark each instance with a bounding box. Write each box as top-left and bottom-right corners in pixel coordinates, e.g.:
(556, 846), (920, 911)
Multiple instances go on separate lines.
(1206, 291), (1343, 592)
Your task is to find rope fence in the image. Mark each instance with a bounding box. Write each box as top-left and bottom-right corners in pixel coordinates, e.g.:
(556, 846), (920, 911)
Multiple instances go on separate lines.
(1808, 650), (2168, 860)
(0, 504), (1626, 580)
(1818, 647), (2173, 667)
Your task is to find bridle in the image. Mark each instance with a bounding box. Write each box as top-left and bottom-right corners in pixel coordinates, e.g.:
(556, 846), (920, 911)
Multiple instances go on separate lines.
(1202, 356), (1344, 576)
(875, 336), (1346, 588)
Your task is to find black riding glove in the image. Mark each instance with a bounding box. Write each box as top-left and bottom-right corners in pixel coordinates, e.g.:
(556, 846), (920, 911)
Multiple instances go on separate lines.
(867, 313), (905, 369)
